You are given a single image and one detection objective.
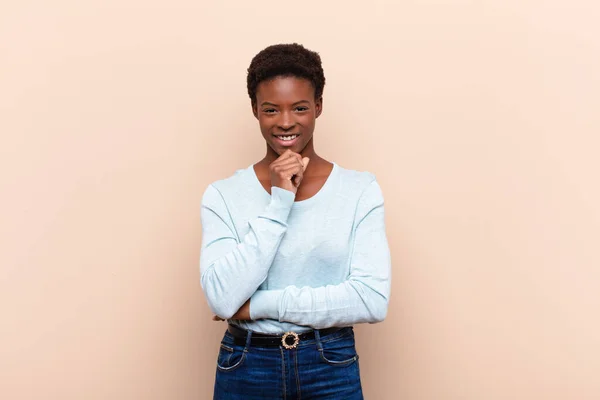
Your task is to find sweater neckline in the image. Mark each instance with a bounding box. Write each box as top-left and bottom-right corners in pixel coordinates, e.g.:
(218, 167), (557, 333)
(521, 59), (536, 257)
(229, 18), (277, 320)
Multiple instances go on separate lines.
(249, 162), (339, 208)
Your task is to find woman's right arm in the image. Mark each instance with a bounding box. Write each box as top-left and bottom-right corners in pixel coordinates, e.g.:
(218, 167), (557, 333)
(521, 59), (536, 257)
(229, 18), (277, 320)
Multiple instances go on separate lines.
(199, 184), (295, 319)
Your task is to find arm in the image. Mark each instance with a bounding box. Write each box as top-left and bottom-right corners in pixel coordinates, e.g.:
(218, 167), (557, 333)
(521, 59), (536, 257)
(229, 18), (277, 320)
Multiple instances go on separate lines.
(199, 184), (295, 319)
(249, 179), (392, 329)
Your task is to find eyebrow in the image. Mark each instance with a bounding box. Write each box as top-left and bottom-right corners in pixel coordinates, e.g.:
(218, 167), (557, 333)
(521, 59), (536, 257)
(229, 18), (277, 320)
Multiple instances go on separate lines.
(260, 100), (310, 107)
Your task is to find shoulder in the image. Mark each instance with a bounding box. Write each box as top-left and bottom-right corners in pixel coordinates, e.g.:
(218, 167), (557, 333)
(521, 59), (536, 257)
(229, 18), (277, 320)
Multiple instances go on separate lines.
(334, 163), (385, 215)
(334, 162), (378, 194)
(201, 164), (253, 206)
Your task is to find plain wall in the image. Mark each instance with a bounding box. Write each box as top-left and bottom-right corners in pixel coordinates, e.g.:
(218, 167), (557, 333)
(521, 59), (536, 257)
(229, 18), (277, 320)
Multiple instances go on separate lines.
(1, 0), (599, 399)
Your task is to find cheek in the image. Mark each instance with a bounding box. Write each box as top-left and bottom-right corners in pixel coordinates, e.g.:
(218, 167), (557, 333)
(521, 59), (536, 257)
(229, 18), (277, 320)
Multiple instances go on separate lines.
(300, 115), (316, 128)
(257, 118), (270, 133)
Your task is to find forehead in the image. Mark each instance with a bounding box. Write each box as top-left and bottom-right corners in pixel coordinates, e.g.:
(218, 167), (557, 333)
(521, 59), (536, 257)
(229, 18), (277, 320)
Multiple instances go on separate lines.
(256, 76), (315, 104)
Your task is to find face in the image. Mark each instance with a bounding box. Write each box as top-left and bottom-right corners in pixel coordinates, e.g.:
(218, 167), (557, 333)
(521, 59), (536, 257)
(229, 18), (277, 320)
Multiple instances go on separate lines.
(252, 76), (322, 158)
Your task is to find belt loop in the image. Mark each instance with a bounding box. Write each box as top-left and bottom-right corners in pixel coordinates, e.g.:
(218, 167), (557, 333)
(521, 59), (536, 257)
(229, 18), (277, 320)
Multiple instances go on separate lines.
(245, 329), (253, 349)
(314, 328), (323, 351)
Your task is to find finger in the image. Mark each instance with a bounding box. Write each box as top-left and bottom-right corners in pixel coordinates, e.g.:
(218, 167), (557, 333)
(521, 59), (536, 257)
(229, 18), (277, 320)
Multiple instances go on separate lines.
(293, 174), (302, 187)
(275, 149), (301, 160)
(273, 157), (302, 170)
(293, 158), (310, 186)
(281, 163), (305, 179)
(271, 159), (305, 178)
(277, 149), (298, 160)
(272, 154), (302, 168)
(285, 169), (305, 188)
(273, 150), (294, 163)
(301, 157), (310, 172)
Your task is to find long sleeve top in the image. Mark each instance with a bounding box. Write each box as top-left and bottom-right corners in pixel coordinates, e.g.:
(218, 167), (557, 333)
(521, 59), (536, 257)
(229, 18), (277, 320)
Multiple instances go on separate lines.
(199, 161), (391, 334)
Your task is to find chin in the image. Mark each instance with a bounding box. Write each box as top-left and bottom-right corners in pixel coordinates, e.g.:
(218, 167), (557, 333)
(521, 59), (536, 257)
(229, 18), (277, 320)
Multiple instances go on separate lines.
(271, 143), (298, 154)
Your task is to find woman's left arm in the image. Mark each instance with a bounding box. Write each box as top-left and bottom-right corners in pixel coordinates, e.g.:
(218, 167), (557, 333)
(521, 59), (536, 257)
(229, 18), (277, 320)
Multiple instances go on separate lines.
(248, 179), (392, 329)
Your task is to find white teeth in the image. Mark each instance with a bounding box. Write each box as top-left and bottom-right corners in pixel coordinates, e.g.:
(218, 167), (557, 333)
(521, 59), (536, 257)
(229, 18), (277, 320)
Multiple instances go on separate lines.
(278, 135), (298, 141)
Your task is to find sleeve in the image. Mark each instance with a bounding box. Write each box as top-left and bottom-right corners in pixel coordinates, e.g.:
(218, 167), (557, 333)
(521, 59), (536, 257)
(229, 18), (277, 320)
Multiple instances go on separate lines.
(249, 179), (392, 329)
(199, 184), (295, 319)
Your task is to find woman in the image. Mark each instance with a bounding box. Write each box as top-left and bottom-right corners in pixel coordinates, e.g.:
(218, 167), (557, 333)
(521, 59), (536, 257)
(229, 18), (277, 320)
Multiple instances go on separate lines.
(200, 43), (391, 399)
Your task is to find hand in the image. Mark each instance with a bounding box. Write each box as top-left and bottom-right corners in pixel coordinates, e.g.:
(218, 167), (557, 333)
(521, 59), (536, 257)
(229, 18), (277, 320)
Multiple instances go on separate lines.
(212, 299), (252, 321)
(269, 149), (310, 194)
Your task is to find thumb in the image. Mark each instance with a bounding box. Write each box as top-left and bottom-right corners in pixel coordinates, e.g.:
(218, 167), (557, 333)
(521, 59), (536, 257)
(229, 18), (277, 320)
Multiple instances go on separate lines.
(302, 157), (310, 172)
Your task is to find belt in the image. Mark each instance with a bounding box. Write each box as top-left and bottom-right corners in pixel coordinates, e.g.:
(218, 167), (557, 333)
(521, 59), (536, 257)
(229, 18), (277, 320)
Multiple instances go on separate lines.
(227, 324), (346, 349)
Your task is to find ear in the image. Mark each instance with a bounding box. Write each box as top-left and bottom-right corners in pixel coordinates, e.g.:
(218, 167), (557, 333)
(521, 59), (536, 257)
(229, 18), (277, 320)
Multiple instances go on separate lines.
(251, 102), (258, 119)
(315, 97), (323, 118)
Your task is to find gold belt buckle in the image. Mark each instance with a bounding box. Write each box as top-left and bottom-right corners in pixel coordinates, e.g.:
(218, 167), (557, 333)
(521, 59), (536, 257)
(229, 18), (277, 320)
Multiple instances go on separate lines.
(281, 331), (300, 349)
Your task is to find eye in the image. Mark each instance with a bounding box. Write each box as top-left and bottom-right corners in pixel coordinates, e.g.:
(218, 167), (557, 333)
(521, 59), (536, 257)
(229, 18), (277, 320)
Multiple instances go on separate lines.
(295, 106), (309, 112)
(263, 109), (277, 114)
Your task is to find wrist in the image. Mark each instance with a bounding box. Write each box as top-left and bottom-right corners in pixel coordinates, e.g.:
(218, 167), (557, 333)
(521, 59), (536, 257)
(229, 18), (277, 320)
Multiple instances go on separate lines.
(249, 290), (284, 320)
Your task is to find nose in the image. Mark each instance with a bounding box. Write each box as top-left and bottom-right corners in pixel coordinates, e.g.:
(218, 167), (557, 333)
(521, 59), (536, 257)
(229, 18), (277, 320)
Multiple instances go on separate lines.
(277, 111), (295, 131)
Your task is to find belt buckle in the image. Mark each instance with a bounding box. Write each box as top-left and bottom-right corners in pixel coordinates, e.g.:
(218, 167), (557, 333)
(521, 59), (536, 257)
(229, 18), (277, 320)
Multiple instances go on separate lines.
(281, 331), (299, 349)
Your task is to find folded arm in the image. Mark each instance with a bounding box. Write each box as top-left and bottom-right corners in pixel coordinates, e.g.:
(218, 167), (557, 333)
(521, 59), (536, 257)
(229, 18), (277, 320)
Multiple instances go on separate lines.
(249, 179), (392, 329)
(199, 184), (294, 319)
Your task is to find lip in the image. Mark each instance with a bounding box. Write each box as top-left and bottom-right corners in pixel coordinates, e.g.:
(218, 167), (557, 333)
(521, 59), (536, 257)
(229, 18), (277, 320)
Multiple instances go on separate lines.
(273, 134), (300, 147)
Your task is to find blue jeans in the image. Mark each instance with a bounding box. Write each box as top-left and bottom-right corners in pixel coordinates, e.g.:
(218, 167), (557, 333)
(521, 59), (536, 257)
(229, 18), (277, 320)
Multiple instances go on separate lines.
(213, 326), (364, 399)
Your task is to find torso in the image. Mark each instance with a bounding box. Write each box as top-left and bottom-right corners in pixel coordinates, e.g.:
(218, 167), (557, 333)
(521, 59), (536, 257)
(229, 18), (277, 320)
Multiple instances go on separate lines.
(210, 159), (377, 334)
(254, 160), (334, 202)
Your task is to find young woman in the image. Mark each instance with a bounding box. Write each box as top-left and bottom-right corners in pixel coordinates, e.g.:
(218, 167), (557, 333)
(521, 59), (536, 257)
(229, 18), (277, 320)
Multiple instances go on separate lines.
(200, 43), (391, 399)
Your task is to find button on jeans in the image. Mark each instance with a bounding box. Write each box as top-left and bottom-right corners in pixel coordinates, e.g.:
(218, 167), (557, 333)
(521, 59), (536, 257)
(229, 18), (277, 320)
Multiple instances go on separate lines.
(213, 326), (364, 399)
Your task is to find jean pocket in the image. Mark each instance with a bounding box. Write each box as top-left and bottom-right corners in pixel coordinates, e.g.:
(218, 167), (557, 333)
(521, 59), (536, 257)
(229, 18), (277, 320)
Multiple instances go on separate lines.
(216, 343), (247, 372)
(319, 335), (359, 366)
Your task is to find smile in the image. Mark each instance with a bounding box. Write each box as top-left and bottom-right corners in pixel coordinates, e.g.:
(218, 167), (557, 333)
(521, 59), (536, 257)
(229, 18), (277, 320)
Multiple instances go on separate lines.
(275, 134), (299, 141)
(273, 134), (300, 146)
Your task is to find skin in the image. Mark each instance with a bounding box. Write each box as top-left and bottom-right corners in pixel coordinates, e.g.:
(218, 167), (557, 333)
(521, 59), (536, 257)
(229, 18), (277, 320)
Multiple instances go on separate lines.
(212, 75), (334, 322)
(252, 76), (334, 201)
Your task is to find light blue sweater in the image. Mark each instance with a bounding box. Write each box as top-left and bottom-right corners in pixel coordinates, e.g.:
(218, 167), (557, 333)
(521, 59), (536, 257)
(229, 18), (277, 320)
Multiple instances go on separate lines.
(199, 162), (391, 334)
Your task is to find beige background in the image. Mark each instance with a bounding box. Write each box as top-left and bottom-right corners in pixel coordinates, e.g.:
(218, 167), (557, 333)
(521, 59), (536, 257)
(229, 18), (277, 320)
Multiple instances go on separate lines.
(1, 0), (599, 399)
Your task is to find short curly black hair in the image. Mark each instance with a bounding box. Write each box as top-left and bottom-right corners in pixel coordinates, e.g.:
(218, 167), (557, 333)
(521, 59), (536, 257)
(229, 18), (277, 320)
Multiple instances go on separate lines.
(247, 43), (326, 105)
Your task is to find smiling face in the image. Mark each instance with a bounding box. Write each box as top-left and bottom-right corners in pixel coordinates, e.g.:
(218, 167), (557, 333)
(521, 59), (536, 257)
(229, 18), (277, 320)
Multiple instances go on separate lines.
(252, 76), (322, 160)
